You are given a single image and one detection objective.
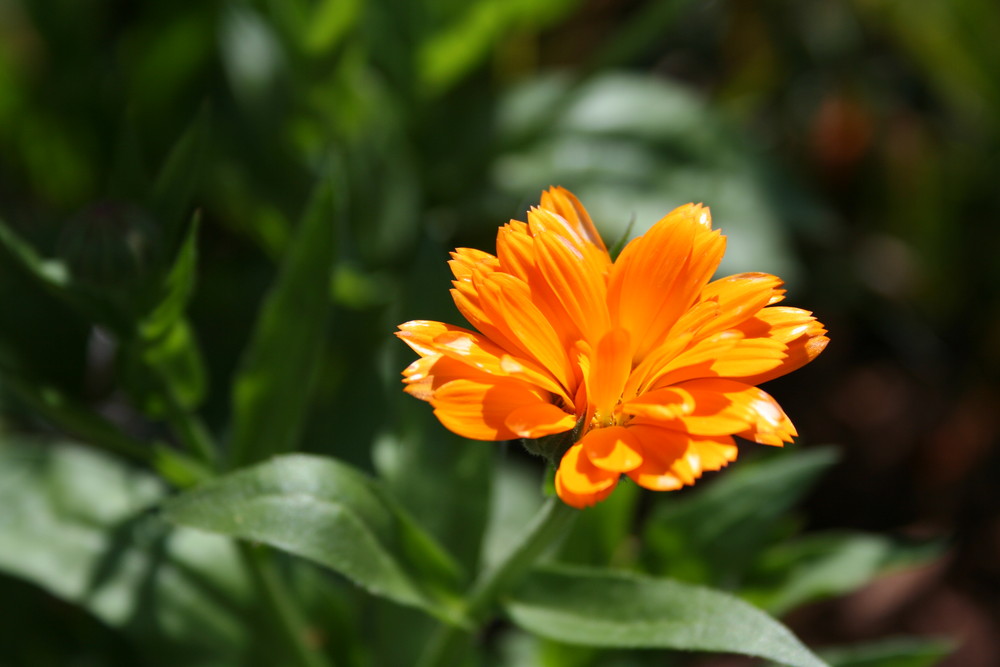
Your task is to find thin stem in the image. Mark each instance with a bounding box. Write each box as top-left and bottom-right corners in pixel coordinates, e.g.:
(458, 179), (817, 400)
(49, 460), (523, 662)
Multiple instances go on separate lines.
(417, 496), (578, 667)
(239, 543), (333, 667)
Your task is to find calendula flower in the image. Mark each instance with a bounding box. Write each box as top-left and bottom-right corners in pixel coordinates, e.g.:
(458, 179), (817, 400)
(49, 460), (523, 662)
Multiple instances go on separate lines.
(397, 187), (828, 508)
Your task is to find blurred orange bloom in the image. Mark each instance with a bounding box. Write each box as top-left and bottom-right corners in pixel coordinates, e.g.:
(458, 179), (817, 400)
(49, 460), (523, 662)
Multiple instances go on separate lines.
(397, 187), (828, 508)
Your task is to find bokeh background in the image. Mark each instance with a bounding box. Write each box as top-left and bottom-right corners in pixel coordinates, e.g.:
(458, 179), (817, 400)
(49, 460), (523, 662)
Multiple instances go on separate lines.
(0, 0), (997, 665)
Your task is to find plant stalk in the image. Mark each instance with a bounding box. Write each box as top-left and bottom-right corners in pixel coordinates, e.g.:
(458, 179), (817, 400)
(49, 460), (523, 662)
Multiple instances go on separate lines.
(417, 496), (578, 667)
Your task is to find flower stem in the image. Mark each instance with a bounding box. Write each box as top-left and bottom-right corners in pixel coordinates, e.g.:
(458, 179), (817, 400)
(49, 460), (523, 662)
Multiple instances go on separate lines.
(239, 543), (333, 667)
(417, 496), (578, 667)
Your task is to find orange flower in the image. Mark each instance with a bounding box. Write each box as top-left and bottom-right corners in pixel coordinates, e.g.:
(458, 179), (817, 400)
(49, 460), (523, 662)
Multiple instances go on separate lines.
(397, 187), (828, 508)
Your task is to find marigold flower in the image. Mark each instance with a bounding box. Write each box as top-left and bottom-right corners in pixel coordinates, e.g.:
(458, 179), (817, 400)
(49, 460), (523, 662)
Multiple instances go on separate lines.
(397, 187), (828, 508)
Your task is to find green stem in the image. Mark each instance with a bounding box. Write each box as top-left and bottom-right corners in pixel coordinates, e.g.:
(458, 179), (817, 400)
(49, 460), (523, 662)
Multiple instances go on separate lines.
(239, 543), (333, 667)
(417, 496), (578, 667)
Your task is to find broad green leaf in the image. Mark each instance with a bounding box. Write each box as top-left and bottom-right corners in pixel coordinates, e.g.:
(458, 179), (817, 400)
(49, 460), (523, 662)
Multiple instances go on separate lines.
(809, 637), (954, 667)
(0, 437), (254, 666)
(643, 447), (839, 585)
(163, 454), (466, 623)
(505, 565), (827, 667)
(229, 171), (338, 467)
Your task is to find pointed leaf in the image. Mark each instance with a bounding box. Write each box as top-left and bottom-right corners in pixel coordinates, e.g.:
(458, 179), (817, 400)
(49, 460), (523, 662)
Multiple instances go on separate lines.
(505, 565), (827, 667)
(643, 447), (839, 584)
(745, 532), (943, 616)
(813, 637), (954, 667)
(152, 106), (211, 246)
(229, 171), (338, 466)
(139, 214), (200, 341)
(163, 454), (465, 623)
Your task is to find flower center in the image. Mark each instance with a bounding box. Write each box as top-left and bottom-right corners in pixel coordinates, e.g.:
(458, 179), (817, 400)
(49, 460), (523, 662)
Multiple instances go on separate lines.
(592, 403), (626, 429)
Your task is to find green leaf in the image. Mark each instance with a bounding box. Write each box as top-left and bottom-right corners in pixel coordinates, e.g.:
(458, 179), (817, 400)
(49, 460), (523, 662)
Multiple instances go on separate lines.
(162, 454), (466, 623)
(374, 401), (493, 574)
(302, 0), (361, 56)
(418, 0), (582, 95)
(229, 170), (339, 467)
(1, 372), (153, 465)
(121, 318), (208, 416)
(505, 565), (828, 667)
(121, 216), (207, 418)
(139, 214), (200, 341)
(0, 437), (254, 666)
(745, 532), (942, 616)
(643, 446), (839, 585)
(812, 637), (954, 667)
(0, 219), (126, 331)
(151, 106), (210, 246)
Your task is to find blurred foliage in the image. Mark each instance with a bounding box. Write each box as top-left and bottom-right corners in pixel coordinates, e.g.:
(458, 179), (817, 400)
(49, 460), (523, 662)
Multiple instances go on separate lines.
(1, 0), (997, 665)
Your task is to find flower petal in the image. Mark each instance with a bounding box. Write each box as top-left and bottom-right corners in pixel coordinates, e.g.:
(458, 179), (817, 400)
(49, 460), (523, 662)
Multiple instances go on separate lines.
(734, 306), (829, 385)
(532, 223), (610, 345)
(645, 331), (788, 389)
(623, 424), (692, 490)
(539, 186), (609, 256)
(396, 320), (569, 403)
(695, 272), (786, 337)
(474, 271), (575, 391)
(505, 403), (577, 438)
(626, 379), (797, 444)
(625, 427), (738, 490)
(586, 328), (632, 419)
(429, 378), (551, 441)
(608, 204), (726, 362)
(581, 425), (643, 472)
(554, 442), (619, 508)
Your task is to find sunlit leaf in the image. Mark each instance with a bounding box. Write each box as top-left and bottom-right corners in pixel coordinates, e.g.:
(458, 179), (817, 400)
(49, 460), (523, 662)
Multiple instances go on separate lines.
(419, 0), (582, 94)
(163, 454), (466, 624)
(0, 437), (254, 666)
(302, 0), (361, 56)
(505, 565), (827, 667)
